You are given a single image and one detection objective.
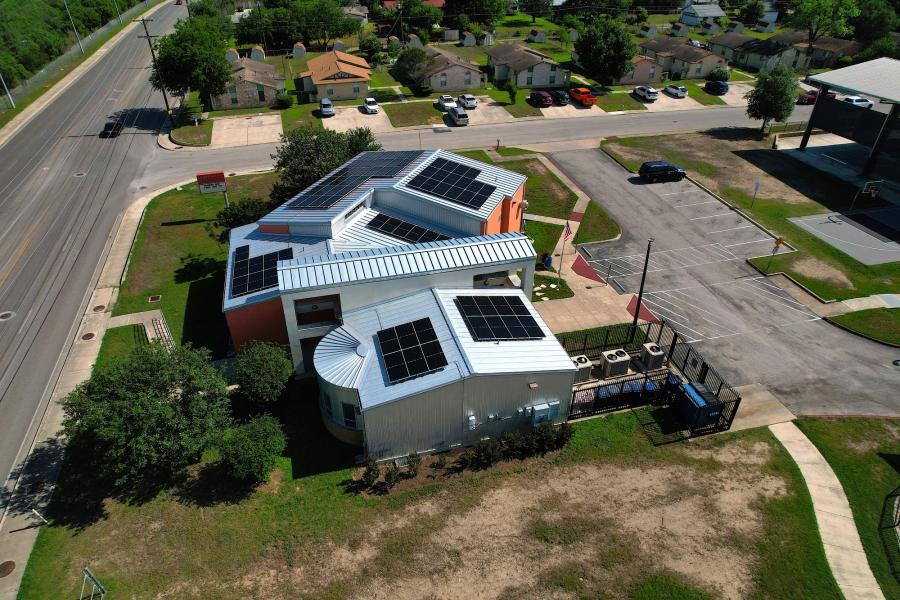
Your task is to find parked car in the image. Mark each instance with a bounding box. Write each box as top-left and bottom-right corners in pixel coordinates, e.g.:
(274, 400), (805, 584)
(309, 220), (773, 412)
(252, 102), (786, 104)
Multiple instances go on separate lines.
(448, 106), (469, 126)
(175, 0), (183, 4)
(569, 87), (596, 106)
(363, 97), (380, 114)
(100, 121), (124, 138)
(529, 90), (553, 107)
(664, 84), (688, 98)
(842, 95), (874, 109)
(549, 89), (569, 105)
(797, 88), (836, 104)
(457, 94), (477, 109)
(704, 80), (729, 95)
(639, 160), (686, 183)
(319, 98), (335, 117)
(436, 94), (457, 111)
(634, 86), (659, 101)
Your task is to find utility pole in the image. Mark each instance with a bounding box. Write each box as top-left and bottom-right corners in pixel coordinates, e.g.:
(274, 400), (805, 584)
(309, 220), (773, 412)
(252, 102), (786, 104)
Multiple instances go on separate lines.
(630, 238), (654, 339)
(112, 0), (123, 25)
(63, 0), (85, 54)
(0, 71), (14, 109)
(136, 18), (176, 130)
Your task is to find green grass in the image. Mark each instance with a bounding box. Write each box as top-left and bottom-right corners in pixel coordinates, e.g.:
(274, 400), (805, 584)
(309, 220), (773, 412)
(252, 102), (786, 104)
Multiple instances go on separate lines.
(439, 43), (490, 66)
(170, 90), (213, 146)
(501, 158), (577, 219)
(630, 573), (713, 600)
(796, 418), (900, 600)
(532, 273), (574, 301)
(484, 87), (543, 118)
(646, 13), (680, 25)
(572, 200), (620, 244)
(113, 172), (280, 357)
(370, 66), (401, 88)
(280, 102), (323, 132)
(382, 100), (444, 127)
(94, 325), (148, 372)
(594, 92), (647, 112)
(830, 308), (900, 345)
(608, 135), (718, 176)
(680, 81), (728, 105)
(525, 220), (563, 263)
(729, 69), (756, 82)
(493, 13), (560, 39)
(496, 146), (536, 156)
(455, 149), (493, 162)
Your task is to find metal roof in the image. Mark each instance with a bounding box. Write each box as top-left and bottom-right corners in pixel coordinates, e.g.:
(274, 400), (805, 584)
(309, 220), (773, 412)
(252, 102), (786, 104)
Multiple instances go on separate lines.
(683, 4), (725, 17)
(313, 323), (371, 389)
(278, 233), (536, 294)
(330, 207), (460, 253)
(810, 58), (900, 104)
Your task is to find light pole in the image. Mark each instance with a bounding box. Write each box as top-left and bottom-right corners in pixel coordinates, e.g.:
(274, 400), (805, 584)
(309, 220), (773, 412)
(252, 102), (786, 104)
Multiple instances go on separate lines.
(112, 0), (123, 25)
(62, 0), (85, 54)
(0, 71), (14, 109)
(631, 238), (654, 339)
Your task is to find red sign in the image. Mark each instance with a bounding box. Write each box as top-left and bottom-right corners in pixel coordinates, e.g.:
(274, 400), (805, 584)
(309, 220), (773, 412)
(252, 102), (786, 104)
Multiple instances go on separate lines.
(196, 170), (226, 194)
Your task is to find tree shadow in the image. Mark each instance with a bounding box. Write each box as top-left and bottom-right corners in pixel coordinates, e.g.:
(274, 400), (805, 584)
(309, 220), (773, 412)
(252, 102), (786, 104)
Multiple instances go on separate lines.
(702, 126), (767, 142)
(879, 453), (900, 475)
(106, 106), (169, 134)
(1, 437), (64, 524)
(175, 462), (257, 507)
(182, 276), (229, 358)
(174, 254), (225, 284)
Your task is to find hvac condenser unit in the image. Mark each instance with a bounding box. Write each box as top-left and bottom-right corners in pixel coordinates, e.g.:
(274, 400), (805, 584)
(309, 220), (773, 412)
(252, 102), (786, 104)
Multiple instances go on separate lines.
(571, 355), (593, 383)
(641, 342), (666, 371)
(600, 349), (630, 379)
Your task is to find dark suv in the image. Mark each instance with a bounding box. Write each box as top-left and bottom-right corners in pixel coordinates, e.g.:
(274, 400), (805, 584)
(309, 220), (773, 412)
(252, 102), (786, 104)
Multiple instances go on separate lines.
(549, 89), (569, 105)
(704, 80), (729, 95)
(639, 161), (686, 183)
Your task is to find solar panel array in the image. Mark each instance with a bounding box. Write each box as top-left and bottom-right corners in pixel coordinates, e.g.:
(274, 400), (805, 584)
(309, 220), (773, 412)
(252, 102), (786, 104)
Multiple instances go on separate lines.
(455, 295), (545, 341)
(406, 157), (497, 210)
(376, 318), (448, 384)
(231, 245), (294, 297)
(286, 151), (422, 210)
(366, 213), (451, 244)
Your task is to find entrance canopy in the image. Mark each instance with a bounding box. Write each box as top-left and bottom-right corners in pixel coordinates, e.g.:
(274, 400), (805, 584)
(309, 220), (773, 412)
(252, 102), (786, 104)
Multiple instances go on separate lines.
(809, 57), (900, 104)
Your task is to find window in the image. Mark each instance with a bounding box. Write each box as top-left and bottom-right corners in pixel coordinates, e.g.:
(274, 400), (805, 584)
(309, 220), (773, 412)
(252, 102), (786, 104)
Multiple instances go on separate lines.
(353, 84), (360, 94)
(464, 71), (472, 86)
(256, 83), (266, 102)
(295, 296), (340, 328)
(474, 270), (510, 286)
(549, 73), (556, 84)
(650, 68), (656, 79)
(326, 87), (334, 96)
(527, 74), (533, 85)
(695, 64), (702, 75)
(228, 85), (238, 105)
(440, 73), (447, 87)
(342, 403), (357, 428)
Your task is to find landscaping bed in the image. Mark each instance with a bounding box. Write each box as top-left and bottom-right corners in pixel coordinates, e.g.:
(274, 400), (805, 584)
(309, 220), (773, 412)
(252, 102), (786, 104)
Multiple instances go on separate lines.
(532, 273), (573, 301)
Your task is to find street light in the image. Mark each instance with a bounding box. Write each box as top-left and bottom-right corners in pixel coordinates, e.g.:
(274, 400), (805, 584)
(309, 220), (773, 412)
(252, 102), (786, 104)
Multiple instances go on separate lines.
(0, 71), (14, 109)
(630, 238), (654, 340)
(62, 0), (85, 54)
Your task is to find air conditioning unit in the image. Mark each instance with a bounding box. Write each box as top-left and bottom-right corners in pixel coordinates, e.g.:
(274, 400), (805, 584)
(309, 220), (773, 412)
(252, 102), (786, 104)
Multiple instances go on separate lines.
(599, 348), (630, 378)
(571, 355), (593, 383)
(641, 342), (666, 371)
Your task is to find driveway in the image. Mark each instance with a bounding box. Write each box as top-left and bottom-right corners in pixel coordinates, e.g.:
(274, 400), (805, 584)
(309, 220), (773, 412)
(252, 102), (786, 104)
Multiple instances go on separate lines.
(643, 91), (705, 112)
(721, 82), (754, 107)
(549, 148), (900, 417)
(541, 103), (603, 118)
(467, 98), (514, 125)
(325, 105), (394, 133)
(209, 114), (283, 148)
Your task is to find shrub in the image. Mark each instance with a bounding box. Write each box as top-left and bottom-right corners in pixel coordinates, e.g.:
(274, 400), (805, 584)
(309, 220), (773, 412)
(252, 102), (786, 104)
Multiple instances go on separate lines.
(219, 415), (287, 484)
(466, 438), (502, 470)
(501, 423), (573, 460)
(235, 342), (294, 404)
(361, 457), (379, 488)
(706, 67), (731, 82)
(406, 452), (421, 477)
(359, 33), (381, 57)
(384, 463), (402, 489)
(210, 197), (273, 243)
(501, 429), (537, 460)
(431, 455), (447, 470)
(274, 93), (293, 109)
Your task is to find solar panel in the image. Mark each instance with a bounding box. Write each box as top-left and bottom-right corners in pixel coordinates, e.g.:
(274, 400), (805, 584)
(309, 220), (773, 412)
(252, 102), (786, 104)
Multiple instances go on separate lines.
(376, 318), (448, 384)
(454, 295), (545, 341)
(366, 213), (451, 244)
(406, 157), (497, 210)
(231, 245), (294, 297)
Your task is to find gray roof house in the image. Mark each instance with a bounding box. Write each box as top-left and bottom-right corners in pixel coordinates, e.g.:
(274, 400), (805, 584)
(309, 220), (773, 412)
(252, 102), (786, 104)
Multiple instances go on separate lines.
(210, 58), (285, 110)
(486, 43), (569, 88)
(680, 3), (725, 25)
(708, 32), (811, 71)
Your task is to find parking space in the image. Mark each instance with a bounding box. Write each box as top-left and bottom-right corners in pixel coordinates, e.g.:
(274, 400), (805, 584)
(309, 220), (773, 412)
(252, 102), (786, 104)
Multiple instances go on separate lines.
(209, 114), (283, 148)
(642, 91), (705, 112)
(325, 105), (395, 133)
(468, 97), (515, 125)
(720, 82), (753, 107)
(541, 103), (604, 118)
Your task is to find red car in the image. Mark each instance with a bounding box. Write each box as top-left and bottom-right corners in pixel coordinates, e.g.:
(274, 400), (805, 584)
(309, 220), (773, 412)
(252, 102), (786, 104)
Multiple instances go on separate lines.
(569, 87), (596, 106)
(529, 91), (553, 107)
(797, 88), (836, 105)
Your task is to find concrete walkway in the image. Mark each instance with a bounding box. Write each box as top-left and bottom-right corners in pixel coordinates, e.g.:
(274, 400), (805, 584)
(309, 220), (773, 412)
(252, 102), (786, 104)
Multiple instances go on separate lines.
(769, 422), (885, 600)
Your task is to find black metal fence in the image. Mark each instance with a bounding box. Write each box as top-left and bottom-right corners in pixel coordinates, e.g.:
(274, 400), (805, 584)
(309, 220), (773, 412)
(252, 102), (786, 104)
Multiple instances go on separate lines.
(570, 369), (670, 419)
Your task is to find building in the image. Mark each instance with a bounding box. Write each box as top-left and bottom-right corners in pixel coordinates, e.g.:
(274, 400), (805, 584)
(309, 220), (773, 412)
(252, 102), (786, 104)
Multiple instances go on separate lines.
(250, 44), (265, 62)
(486, 43), (569, 88)
(680, 2), (725, 26)
(422, 46), (482, 91)
(708, 32), (810, 71)
(210, 58), (285, 110)
(481, 31), (496, 46)
(567, 28), (579, 42)
(332, 39), (347, 52)
(671, 22), (689, 37)
(639, 37), (727, 79)
(762, 1), (779, 22)
(528, 29), (547, 43)
(639, 24), (657, 38)
(443, 29), (460, 42)
(615, 55), (663, 85)
(461, 31), (476, 46)
(406, 33), (423, 48)
(342, 4), (368, 25)
(293, 42), (306, 59)
(769, 31), (862, 67)
(300, 51), (371, 100)
(755, 19), (776, 33)
(221, 150), (573, 459)
(384, 0), (444, 7)
(726, 21), (743, 33)
(700, 20), (720, 35)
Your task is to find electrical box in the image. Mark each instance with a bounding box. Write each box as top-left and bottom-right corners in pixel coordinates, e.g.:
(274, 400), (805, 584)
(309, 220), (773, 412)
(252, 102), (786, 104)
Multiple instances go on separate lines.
(641, 343), (665, 371)
(600, 349), (630, 378)
(548, 400), (560, 420)
(467, 415), (478, 430)
(531, 403), (551, 425)
(571, 355), (593, 383)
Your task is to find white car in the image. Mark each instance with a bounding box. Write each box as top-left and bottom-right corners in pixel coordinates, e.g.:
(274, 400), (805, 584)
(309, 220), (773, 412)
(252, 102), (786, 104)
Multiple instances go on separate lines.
(436, 94), (457, 111)
(362, 97), (380, 114)
(664, 84), (688, 98)
(457, 93), (477, 109)
(634, 86), (659, 101)
(842, 95), (874, 109)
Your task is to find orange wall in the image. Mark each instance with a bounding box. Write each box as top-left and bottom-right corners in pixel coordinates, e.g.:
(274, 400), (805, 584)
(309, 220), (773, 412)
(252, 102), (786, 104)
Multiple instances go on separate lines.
(225, 297), (288, 350)
(481, 184), (525, 235)
(259, 223), (289, 234)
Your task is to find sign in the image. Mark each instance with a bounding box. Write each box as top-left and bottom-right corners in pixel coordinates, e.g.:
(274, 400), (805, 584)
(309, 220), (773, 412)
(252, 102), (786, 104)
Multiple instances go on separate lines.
(774, 237), (784, 247)
(196, 170), (226, 194)
(861, 180), (882, 199)
(753, 180), (760, 195)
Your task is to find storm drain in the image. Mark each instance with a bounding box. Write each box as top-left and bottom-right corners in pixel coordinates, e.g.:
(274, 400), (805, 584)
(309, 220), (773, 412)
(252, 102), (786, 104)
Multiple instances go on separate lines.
(148, 295), (161, 303)
(92, 305), (106, 313)
(82, 332), (96, 341)
(0, 311), (13, 322)
(0, 561), (15, 578)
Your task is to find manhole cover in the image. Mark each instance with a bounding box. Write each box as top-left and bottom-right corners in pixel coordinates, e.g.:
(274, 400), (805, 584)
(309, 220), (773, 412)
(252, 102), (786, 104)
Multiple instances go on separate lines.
(0, 311), (13, 322)
(92, 305), (106, 312)
(0, 561), (14, 578)
(81, 332), (96, 341)
(894, 359), (900, 367)
(148, 294), (161, 303)
(140, 185), (147, 190)
(228, 172), (236, 176)
(74, 172), (85, 177)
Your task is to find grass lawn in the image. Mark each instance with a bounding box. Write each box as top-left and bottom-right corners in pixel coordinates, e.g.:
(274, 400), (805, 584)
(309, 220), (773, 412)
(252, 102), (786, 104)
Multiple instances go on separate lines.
(680, 81), (727, 105)
(829, 308), (900, 345)
(265, 52), (322, 83)
(170, 91), (213, 146)
(280, 102), (323, 132)
(594, 93), (647, 112)
(501, 158), (578, 219)
(497, 146), (536, 156)
(382, 100), (444, 127)
(646, 13), (679, 25)
(484, 87), (544, 118)
(729, 69), (756, 82)
(94, 325), (148, 372)
(439, 43), (490, 66)
(455, 149), (493, 162)
(796, 418), (900, 599)
(494, 13), (559, 38)
(572, 201), (620, 244)
(525, 220), (563, 261)
(370, 66), (401, 88)
(532, 273), (573, 301)
(113, 172), (279, 357)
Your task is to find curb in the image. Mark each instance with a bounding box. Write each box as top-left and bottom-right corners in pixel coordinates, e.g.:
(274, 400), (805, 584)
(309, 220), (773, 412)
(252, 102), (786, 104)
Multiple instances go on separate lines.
(822, 315), (900, 348)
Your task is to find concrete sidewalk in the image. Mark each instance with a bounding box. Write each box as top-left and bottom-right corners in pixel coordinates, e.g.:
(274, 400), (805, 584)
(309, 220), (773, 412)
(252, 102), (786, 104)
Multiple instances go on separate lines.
(769, 422), (885, 600)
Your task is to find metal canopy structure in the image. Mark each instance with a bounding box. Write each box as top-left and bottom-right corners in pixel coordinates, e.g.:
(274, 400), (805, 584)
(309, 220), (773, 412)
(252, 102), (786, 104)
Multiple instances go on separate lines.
(808, 58), (900, 104)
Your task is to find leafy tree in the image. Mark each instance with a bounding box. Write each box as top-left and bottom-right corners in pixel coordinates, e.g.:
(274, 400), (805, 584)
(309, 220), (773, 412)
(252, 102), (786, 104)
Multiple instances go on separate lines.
(521, 0), (552, 22)
(235, 6), (303, 51)
(383, 463), (402, 489)
(745, 64), (796, 131)
(559, 27), (571, 48)
(500, 78), (518, 104)
(443, 0), (507, 25)
(219, 415), (287, 484)
(740, 0), (765, 23)
(393, 47), (435, 84)
(210, 197), (275, 243)
(852, 35), (900, 61)
(151, 17), (232, 101)
(849, 0), (898, 44)
(359, 33), (382, 57)
(61, 342), (231, 492)
(235, 341), (294, 403)
(270, 127), (382, 203)
(560, 14), (584, 32)
(189, 0), (235, 37)
(296, 0), (360, 48)
(786, 0), (860, 54)
(574, 17), (638, 86)
(401, 0), (445, 33)
(406, 452), (422, 477)
(706, 66), (731, 81)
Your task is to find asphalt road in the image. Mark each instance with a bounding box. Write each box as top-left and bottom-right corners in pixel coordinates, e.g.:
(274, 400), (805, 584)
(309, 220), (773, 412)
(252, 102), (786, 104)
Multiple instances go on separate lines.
(557, 149), (900, 417)
(0, 2), (186, 500)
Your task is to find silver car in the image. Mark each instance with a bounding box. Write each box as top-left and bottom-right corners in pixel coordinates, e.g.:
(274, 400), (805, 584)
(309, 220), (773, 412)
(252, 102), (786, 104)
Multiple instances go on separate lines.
(319, 98), (335, 117)
(436, 94), (457, 111)
(448, 106), (468, 126)
(664, 84), (688, 98)
(457, 93), (477, 109)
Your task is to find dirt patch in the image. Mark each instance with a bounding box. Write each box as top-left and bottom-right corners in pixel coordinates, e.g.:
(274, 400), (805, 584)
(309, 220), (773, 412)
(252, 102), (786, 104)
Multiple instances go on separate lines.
(789, 256), (855, 290)
(259, 468), (284, 493)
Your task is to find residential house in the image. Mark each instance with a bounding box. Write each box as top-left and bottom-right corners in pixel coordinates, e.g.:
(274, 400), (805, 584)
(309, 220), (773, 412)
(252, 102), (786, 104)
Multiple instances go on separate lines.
(769, 31), (862, 67)
(700, 20), (720, 35)
(443, 29), (460, 42)
(680, 2), (725, 26)
(461, 31), (476, 46)
(250, 45), (265, 62)
(486, 43), (569, 88)
(332, 39), (347, 52)
(210, 58), (285, 110)
(615, 55), (663, 85)
(755, 19), (776, 33)
(407, 33), (423, 48)
(481, 31), (496, 46)
(726, 21), (743, 33)
(421, 46), (482, 91)
(225, 47), (240, 62)
(567, 27), (579, 42)
(671, 22), (689, 36)
(640, 24), (657, 38)
(639, 37), (727, 79)
(342, 4), (368, 25)
(384, 0), (445, 7)
(293, 42), (306, 59)
(708, 32), (810, 71)
(300, 51), (371, 100)
(528, 29), (547, 42)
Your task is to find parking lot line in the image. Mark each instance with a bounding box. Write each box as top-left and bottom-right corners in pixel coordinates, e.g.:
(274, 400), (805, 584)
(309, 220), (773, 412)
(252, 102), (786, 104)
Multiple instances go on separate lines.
(646, 291), (742, 335)
(707, 225), (754, 234)
(675, 200), (719, 208)
(588, 242), (744, 279)
(689, 213), (729, 221)
(724, 238), (773, 247)
(659, 190), (695, 196)
(738, 279), (818, 316)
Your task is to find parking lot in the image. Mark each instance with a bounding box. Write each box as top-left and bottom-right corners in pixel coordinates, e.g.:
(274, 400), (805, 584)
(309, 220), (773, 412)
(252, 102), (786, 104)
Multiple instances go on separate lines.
(551, 148), (899, 416)
(325, 105), (395, 133)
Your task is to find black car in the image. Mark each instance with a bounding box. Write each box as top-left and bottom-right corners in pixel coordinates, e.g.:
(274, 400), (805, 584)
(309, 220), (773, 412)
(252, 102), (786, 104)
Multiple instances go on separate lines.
(704, 80), (729, 95)
(639, 160), (686, 183)
(549, 89), (569, 105)
(586, 85), (604, 97)
(100, 121), (124, 138)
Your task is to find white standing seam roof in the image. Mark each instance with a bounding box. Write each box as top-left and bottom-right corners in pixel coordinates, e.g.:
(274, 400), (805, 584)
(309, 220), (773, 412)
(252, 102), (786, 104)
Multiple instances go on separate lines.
(330, 207), (459, 253)
(809, 58), (900, 104)
(313, 324), (371, 389)
(278, 233), (536, 294)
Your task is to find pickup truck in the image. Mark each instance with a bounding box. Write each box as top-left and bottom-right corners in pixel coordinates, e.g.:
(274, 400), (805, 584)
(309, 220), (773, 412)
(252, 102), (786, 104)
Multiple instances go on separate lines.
(569, 87), (596, 106)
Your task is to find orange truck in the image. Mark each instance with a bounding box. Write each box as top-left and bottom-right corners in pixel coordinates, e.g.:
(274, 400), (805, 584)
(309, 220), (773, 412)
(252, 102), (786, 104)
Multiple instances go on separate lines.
(569, 87), (596, 106)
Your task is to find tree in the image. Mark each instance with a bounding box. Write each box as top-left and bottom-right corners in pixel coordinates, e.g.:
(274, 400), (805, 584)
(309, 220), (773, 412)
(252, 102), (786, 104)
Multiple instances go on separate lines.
(521, 0), (552, 22)
(849, 0), (898, 44)
(786, 0), (860, 54)
(745, 64), (796, 131)
(210, 197), (275, 243)
(443, 0), (507, 26)
(219, 415), (287, 484)
(406, 452), (421, 477)
(500, 78), (518, 105)
(741, 0), (765, 23)
(359, 33), (382, 57)
(393, 47), (435, 85)
(188, 0), (235, 37)
(573, 17), (638, 86)
(296, 0), (360, 48)
(401, 0), (444, 34)
(270, 127), (382, 203)
(235, 342), (294, 403)
(61, 342), (231, 492)
(706, 66), (731, 81)
(151, 17), (232, 101)
(852, 35), (900, 61)
(559, 27), (571, 48)
(361, 458), (380, 487)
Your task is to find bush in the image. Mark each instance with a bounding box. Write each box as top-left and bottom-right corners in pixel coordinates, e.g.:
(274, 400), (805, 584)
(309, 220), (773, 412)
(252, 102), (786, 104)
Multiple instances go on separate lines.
(361, 457), (379, 488)
(501, 422), (573, 460)
(210, 197), (273, 243)
(274, 93), (293, 109)
(219, 415), (286, 484)
(706, 67), (731, 82)
(432, 455), (447, 470)
(406, 452), (421, 477)
(384, 463), (402, 489)
(235, 342), (294, 404)
(463, 438), (502, 470)
(359, 33), (381, 57)
(501, 429), (538, 460)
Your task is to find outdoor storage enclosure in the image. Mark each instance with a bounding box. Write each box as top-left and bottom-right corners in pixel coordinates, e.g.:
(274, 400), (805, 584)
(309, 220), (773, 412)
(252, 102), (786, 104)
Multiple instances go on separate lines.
(671, 378), (723, 431)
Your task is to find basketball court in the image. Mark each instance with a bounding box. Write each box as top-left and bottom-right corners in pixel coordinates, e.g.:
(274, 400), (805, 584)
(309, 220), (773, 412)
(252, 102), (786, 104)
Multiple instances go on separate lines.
(789, 205), (900, 265)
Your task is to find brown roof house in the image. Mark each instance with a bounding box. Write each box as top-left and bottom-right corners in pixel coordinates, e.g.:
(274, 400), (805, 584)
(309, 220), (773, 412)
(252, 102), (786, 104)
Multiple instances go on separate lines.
(615, 55), (664, 85)
(769, 31), (862, 67)
(708, 32), (810, 71)
(300, 51), (371, 100)
(487, 43), (569, 88)
(639, 37), (726, 79)
(210, 58), (286, 110)
(421, 46), (482, 91)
